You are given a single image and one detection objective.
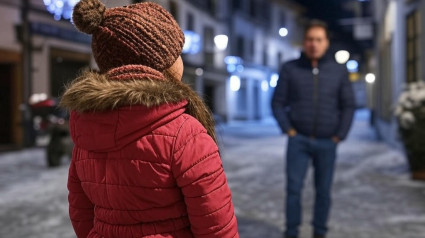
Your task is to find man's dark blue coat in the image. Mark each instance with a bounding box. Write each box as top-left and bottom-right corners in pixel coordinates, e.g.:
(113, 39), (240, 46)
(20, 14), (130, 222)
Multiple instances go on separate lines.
(271, 53), (355, 140)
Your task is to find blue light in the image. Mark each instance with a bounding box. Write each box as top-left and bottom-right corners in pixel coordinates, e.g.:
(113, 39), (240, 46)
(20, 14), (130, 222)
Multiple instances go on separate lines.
(54, 14), (61, 21)
(183, 31), (202, 55)
(346, 60), (359, 72)
(225, 56), (244, 74)
(48, 4), (55, 12)
(63, 10), (72, 19)
(56, 0), (64, 8)
(227, 64), (236, 73)
(224, 56), (243, 65)
(44, 0), (78, 21)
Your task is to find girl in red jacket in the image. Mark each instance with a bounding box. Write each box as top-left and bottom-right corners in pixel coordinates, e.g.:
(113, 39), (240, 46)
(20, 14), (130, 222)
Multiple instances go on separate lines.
(60, 1), (239, 237)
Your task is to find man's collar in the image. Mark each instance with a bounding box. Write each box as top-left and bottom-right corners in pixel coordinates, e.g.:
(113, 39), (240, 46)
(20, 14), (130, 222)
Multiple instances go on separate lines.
(299, 51), (332, 66)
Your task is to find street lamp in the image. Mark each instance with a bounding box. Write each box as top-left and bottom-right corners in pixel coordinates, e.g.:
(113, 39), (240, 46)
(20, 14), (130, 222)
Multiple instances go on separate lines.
(346, 60), (359, 73)
(195, 68), (204, 76)
(335, 50), (350, 64)
(261, 81), (269, 92)
(214, 35), (229, 51)
(279, 28), (289, 37)
(230, 75), (241, 92)
(365, 73), (376, 84)
(270, 73), (279, 88)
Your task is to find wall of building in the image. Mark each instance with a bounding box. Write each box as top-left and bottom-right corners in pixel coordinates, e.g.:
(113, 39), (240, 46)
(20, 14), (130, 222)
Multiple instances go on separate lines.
(373, 0), (424, 147)
(0, 4), (21, 51)
(147, 0), (230, 119)
(0, 0), (136, 147)
(26, 0), (133, 97)
(229, 0), (303, 121)
(0, 0), (306, 146)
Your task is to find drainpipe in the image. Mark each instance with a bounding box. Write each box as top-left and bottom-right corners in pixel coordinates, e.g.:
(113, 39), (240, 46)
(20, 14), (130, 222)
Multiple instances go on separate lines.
(21, 0), (33, 147)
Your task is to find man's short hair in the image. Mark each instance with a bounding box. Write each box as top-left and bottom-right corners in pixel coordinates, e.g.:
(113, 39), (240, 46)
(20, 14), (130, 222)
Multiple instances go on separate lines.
(304, 20), (330, 39)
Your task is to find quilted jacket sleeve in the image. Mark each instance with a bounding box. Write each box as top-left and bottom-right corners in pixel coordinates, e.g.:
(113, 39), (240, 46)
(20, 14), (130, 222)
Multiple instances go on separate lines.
(172, 117), (239, 238)
(336, 69), (355, 140)
(68, 148), (95, 238)
(271, 64), (293, 134)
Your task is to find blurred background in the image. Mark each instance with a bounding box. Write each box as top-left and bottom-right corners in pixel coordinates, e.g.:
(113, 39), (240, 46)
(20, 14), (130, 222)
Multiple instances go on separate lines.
(0, 0), (425, 238)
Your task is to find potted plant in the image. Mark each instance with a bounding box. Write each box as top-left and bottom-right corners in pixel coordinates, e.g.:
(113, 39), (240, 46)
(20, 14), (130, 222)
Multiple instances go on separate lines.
(395, 81), (425, 180)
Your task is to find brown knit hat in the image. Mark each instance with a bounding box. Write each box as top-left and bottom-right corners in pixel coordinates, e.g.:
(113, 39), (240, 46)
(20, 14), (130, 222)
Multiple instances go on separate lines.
(72, 0), (185, 72)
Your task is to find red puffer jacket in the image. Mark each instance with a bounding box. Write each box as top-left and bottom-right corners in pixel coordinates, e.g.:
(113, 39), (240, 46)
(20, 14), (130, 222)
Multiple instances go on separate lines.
(63, 67), (239, 238)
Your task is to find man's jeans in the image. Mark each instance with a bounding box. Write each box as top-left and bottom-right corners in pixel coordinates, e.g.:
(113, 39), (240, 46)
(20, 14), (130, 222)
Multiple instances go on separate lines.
(285, 134), (337, 237)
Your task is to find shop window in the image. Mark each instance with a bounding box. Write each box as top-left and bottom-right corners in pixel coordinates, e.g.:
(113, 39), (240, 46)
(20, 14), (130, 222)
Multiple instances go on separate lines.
(406, 10), (421, 83)
(204, 26), (215, 67)
(0, 64), (13, 144)
(378, 41), (393, 121)
(50, 48), (90, 97)
(187, 12), (194, 31)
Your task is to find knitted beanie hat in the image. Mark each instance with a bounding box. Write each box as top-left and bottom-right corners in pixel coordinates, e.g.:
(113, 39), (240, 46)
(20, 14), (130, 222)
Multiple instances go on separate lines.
(72, 0), (185, 72)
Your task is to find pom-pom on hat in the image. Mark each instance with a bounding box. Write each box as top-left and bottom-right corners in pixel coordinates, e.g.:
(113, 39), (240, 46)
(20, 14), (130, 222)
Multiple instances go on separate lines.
(72, 0), (185, 72)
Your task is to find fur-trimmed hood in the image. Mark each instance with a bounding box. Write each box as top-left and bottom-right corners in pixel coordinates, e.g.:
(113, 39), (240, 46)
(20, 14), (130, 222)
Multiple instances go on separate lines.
(60, 65), (217, 144)
(61, 68), (190, 112)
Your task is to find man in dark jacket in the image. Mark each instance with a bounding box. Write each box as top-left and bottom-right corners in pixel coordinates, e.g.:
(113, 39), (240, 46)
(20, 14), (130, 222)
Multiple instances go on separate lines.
(272, 21), (355, 238)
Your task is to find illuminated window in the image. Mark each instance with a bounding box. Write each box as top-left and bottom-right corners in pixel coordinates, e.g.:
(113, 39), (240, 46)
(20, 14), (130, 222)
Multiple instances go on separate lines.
(406, 10), (421, 83)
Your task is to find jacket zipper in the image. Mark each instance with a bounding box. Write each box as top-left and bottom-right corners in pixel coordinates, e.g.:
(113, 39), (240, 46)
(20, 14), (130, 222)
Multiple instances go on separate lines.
(312, 67), (320, 137)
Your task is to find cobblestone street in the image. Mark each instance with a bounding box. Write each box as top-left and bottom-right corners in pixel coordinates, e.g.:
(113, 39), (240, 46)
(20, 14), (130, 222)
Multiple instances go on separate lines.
(220, 113), (425, 238)
(1, 112), (425, 238)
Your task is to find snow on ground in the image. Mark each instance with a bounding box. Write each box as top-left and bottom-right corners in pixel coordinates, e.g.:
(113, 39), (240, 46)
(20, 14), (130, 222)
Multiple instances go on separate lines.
(1, 110), (424, 238)
(219, 111), (425, 238)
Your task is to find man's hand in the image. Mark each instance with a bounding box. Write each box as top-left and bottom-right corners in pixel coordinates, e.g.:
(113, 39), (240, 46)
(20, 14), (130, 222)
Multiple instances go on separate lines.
(332, 136), (340, 144)
(288, 129), (297, 137)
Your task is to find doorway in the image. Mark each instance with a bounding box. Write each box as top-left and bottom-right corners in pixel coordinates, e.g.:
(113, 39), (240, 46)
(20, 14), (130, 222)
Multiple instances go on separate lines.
(0, 64), (13, 144)
(253, 81), (261, 120)
(50, 48), (90, 97)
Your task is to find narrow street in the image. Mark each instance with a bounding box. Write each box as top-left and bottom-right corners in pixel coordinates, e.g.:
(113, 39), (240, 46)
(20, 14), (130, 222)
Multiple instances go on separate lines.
(1, 111), (425, 238)
(220, 111), (425, 238)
